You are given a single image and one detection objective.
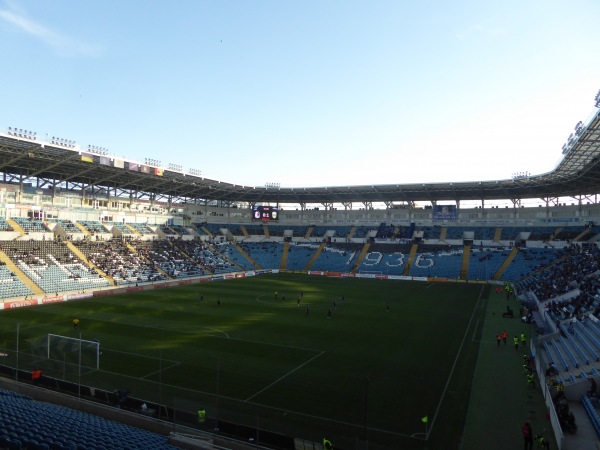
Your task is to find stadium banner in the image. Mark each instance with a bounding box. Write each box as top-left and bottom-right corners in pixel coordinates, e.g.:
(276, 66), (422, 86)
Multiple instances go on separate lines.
(113, 159), (124, 169)
(43, 295), (66, 303)
(428, 277), (448, 283)
(341, 273), (355, 278)
(69, 292), (93, 300)
(212, 275), (224, 281)
(140, 165), (151, 174)
(126, 286), (144, 293)
(357, 273), (376, 279)
(197, 277), (212, 283)
(308, 271), (324, 276)
(80, 152), (93, 163)
(154, 168), (164, 176)
(433, 204), (457, 221)
(94, 289), (119, 297)
(224, 274), (237, 280)
(271, 269), (279, 274)
(128, 162), (139, 172)
(388, 275), (413, 281)
(99, 156), (111, 166)
(153, 283), (168, 289)
(412, 276), (428, 282)
(324, 272), (343, 277)
(245, 271), (256, 277)
(3, 299), (39, 309)
(178, 280), (192, 286)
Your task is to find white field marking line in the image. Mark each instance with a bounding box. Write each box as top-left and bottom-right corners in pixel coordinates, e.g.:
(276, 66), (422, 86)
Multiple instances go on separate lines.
(425, 283), (434, 289)
(204, 327), (229, 338)
(471, 320), (479, 341)
(106, 348), (181, 364)
(245, 351), (325, 402)
(226, 336), (322, 353)
(140, 361), (181, 380)
(89, 366), (418, 440)
(426, 285), (485, 440)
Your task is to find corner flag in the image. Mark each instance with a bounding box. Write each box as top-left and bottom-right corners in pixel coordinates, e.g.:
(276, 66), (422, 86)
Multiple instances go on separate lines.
(421, 415), (428, 423)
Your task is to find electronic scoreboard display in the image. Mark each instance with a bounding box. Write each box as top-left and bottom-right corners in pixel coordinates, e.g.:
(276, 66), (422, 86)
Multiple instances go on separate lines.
(252, 205), (279, 221)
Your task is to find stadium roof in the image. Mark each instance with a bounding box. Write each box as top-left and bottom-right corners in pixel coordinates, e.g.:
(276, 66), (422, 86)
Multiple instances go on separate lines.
(1, 108), (599, 206)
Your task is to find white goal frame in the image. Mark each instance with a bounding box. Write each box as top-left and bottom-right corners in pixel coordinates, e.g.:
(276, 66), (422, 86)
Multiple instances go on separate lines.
(47, 333), (100, 370)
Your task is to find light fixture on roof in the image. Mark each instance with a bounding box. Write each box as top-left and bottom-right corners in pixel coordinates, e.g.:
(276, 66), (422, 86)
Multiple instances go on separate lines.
(8, 127), (36, 140)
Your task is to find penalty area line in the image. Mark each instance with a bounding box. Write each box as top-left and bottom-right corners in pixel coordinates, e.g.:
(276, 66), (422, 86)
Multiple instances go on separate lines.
(140, 361), (182, 380)
(245, 351), (325, 402)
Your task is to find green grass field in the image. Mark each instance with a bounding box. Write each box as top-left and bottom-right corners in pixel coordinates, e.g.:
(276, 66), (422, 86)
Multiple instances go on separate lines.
(0, 274), (487, 449)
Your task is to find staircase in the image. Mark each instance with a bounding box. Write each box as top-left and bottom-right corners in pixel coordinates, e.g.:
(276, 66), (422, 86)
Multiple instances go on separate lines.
(304, 242), (326, 270)
(263, 225), (270, 238)
(460, 245), (471, 280)
(305, 225), (314, 239)
(549, 228), (562, 241)
(7, 219), (24, 235)
(440, 227), (447, 241)
(493, 228), (502, 242)
(232, 241), (261, 269)
(74, 221), (90, 235)
(65, 242), (114, 285)
(492, 247), (519, 280)
(347, 226), (356, 240)
(201, 226), (213, 238)
(0, 250), (44, 295)
(351, 243), (371, 273)
(573, 228), (590, 242)
(125, 224), (141, 235)
(402, 244), (419, 276)
(240, 226), (249, 238)
(280, 241), (289, 269)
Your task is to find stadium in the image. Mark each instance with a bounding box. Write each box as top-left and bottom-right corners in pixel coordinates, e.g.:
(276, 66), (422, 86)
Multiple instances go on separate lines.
(0, 91), (598, 450)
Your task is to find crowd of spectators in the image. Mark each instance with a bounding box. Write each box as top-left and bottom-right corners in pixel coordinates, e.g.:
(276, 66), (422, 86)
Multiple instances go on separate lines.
(522, 245), (600, 302)
(517, 245), (600, 324)
(74, 239), (166, 285)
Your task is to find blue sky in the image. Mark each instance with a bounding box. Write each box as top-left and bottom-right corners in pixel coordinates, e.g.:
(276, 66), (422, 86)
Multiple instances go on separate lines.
(0, 0), (599, 189)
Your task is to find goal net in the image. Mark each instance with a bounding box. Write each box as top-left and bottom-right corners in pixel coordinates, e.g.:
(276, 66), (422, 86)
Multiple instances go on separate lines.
(47, 334), (100, 370)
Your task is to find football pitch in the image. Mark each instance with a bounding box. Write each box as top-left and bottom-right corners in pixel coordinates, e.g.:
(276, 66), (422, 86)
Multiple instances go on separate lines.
(0, 274), (487, 449)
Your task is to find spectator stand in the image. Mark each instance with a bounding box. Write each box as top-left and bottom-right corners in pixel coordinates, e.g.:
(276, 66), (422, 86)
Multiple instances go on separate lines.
(356, 243), (412, 276)
(310, 243), (362, 273)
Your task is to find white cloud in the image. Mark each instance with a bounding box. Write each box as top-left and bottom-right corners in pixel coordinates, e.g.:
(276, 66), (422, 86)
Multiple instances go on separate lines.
(0, 3), (101, 57)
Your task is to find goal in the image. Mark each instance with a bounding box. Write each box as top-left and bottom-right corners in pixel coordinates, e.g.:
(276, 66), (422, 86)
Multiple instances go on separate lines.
(47, 334), (100, 370)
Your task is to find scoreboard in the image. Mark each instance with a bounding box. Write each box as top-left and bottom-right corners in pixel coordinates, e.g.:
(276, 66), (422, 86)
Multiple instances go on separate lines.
(252, 205), (279, 221)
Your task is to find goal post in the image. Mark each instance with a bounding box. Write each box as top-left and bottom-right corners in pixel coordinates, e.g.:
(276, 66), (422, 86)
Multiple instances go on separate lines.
(47, 334), (100, 370)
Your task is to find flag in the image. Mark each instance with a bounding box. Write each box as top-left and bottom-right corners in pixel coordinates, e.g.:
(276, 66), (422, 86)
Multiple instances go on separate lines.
(81, 152), (93, 163)
(421, 415), (428, 423)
